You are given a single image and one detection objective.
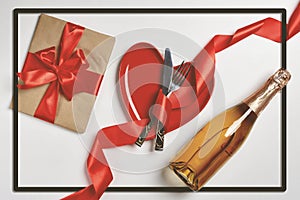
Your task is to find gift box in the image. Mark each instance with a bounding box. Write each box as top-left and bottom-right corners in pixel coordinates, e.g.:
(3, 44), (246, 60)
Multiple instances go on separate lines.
(14, 14), (115, 133)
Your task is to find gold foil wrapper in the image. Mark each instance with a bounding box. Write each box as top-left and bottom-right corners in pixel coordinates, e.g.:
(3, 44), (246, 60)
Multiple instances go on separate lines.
(243, 68), (291, 115)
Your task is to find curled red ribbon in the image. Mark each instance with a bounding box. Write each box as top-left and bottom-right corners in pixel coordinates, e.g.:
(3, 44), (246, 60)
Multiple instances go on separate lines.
(63, 3), (300, 200)
(18, 22), (103, 123)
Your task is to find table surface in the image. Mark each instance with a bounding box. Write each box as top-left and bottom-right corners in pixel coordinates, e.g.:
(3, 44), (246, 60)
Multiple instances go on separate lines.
(1, 0), (299, 200)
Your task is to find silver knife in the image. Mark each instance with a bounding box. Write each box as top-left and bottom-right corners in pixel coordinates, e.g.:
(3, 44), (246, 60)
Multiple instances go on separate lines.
(135, 48), (174, 148)
(154, 48), (174, 151)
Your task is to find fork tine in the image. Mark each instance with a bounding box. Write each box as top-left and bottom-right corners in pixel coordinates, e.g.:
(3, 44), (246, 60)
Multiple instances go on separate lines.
(172, 61), (185, 83)
(173, 62), (191, 87)
(175, 65), (188, 86)
(177, 63), (191, 86)
(173, 61), (184, 77)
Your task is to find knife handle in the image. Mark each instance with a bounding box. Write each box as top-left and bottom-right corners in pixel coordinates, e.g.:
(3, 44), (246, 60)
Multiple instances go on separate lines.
(154, 120), (165, 151)
(135, 121), (152, 147)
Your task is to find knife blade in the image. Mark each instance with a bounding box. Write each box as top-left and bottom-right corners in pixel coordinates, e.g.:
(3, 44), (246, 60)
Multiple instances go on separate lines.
(162, 48), (173, 95)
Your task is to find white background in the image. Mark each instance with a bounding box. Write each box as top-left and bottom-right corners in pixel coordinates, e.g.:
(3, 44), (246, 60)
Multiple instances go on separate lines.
(1, 0), (300, 200)
(18, 12), (281, 187)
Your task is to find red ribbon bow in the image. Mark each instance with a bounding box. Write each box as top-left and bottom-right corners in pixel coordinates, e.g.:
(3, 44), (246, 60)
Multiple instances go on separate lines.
(18, 22), (102, 123)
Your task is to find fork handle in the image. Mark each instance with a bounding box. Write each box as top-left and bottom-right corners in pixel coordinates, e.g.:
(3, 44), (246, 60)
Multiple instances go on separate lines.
(154, 120), (165, 151)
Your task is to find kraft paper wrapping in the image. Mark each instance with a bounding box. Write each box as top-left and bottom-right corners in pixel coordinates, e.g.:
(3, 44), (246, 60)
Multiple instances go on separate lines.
(16, 14), (115, 133)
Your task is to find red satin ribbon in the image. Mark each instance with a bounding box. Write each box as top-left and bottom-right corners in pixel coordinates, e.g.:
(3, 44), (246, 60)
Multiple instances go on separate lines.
(18, 22), (103, 123)
(151, 90), (172, 125)
(63, 3), (300, 200)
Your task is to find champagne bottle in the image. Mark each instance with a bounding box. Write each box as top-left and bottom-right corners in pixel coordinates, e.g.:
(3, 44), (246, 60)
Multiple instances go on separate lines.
(169, 68), (291, 191)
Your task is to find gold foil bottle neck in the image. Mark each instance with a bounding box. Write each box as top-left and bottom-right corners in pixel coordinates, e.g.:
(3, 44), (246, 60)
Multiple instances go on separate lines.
(272, 68), (291, 89)
(243, 68), (291, 116)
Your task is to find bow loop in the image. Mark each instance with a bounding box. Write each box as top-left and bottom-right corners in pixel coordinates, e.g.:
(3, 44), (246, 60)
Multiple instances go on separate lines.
(59, 49), (87, 73)
(35, 47), (57, 69)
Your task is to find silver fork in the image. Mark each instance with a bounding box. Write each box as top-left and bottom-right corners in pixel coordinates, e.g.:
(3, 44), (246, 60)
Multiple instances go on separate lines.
(135, 61), (192, 148)
(168, 61), (192, 95)
(154, 61), (192, 151)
